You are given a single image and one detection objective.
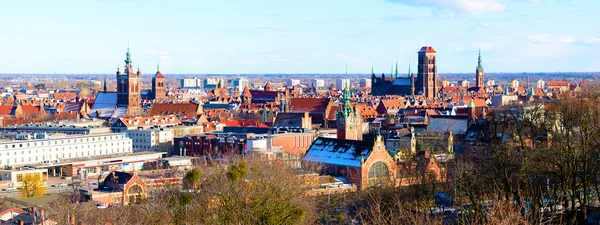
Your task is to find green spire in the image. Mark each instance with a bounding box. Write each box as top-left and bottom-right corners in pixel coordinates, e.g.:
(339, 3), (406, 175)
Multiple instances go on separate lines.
(477, 49), (483, 70)
(124, 47), (132, 66)
(408, 60), (411, 77)
(371, 63), (374, 75)
(157, 63), (160, 72)
(390, 63), (394, 78)
(341, 81), (352, 118)
(395, 60), (399, 78)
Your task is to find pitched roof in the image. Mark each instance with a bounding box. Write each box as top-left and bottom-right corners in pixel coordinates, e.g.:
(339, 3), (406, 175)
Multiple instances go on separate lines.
(222, 119), (269, 128)
(90, 92), (117, 117)
(149, 103), (200, 116)
(154, 71), (165, 79)
(289, 98), (330, 114)
(418, 46), (437, 53)
(546, 81), (569, 87)
(117, 115), (181, 128)
(273, 112), (306, 128)
(428, 115), (469, 135)
(0, 105), (14, 116)
(303, 137), (374, 167)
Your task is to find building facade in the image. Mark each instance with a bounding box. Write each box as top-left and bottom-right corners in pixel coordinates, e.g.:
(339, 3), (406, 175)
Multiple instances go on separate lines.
(0, 133), (132, 167)
(150, 65), (167, 101)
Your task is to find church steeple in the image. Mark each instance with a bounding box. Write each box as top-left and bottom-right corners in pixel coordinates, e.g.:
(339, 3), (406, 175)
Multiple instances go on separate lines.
(103, 75), (107, 93)
(341, 82), (352, 118)
(476, 49), (485, 88)
(394, 60), (399, 78)
(125, 47), (132, 67)
(477, 49), (483, 70)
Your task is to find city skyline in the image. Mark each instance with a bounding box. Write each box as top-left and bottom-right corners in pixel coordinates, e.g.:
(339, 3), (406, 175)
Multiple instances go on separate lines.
(0, 0), (598, 74)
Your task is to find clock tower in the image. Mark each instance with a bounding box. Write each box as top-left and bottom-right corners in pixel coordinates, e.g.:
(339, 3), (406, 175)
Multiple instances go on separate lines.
(336, 83), (362, 140)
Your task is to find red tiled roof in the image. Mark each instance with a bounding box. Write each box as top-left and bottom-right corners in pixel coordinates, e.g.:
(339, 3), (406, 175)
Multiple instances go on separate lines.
(418, 46), (436, 53)
(149, 103), (201, 116)
(0, 105), (14, 116)
(289, 98), (331, 114)
(54, 92), (78, 100)
(546, 81), (569, 87)
(222, 120), (269, 128)
(155, 71), (165, 79)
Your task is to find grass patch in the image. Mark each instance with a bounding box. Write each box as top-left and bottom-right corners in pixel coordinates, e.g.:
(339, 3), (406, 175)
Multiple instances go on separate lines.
(15, 194), (59, 207)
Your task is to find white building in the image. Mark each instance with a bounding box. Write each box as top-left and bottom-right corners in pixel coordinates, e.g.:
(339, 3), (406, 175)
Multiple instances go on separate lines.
(125, 128), (174, 152)
(511, 80), (520, 89)
(286, 79), (300, 87)
(487, 80), (495, 86)
(359, 78), (371, 88)
(0, 133), (132, 167)
(180, 78), (202, 89)
(311, 79), (324, 88)
(336, 79), (350, 90)
(537, 80), (545, 89)
(459, 80), (470, 87)
(231, 78), (249, 93)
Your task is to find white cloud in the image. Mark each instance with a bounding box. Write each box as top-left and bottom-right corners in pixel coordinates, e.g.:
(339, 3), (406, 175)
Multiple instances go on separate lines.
(386, 0), (507, 15)
(527, 34), (552, 44)
(558, 36), (577, 44)
(472, 42), (494, 51)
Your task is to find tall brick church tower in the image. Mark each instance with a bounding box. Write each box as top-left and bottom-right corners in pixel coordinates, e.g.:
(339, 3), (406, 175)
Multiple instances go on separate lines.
(417, 46), (438, 99)
(152, 64), (167, 101)
(476, 49), (484, 88)
(116, 48), (142, 116)
(336, 83), (362, 141)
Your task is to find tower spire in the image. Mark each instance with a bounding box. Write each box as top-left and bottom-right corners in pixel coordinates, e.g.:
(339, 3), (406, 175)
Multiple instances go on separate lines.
(408, 60), (411, 78)
(103, 75), (107, 93)
(395, 60), (398, 78)
(371, 63), (374, 75)
(157, 63), (160, 72)
(477, 48), (483, 70)
(124, 46), (132, 66)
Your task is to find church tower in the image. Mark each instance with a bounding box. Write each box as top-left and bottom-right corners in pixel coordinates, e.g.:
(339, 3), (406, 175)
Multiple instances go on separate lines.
(152, 64), (167, 101)
(116, 47), (142, 116)
(476, 49), (484, 88)
(417, 46), (438, 99)
(336, 82), (362, 141)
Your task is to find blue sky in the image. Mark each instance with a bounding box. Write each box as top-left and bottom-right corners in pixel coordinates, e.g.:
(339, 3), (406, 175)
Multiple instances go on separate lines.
(0, 0), (597, 74)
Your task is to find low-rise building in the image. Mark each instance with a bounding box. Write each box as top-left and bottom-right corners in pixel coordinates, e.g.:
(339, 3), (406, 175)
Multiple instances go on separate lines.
(125, 128), (174, 152)
(0, 168), (48, 188)
(0, 133), (132, 168)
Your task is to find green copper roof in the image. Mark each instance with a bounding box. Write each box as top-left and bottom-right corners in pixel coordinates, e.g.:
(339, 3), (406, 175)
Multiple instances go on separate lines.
(408, 61), (411, 77)
(124, 47), (132, 66)
(468, 99), (475, 108)
(477, 49), (483, 70)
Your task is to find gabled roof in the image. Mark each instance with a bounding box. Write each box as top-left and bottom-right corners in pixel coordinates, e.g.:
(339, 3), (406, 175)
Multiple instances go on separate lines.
(428, 115), (469, 135)
(273, 112), (306, 128)
(222, 119), (269, 128)
(154, 71), (165, 79)
(289, 98), (331, 114)
(303, 137), (374, 167)
(418, 46), (437, 53)
(149, 103), (200, 116)
(546, 81), (569, 87)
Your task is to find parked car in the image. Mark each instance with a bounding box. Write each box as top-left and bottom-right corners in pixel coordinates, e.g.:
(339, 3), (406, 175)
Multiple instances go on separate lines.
(2, 187), (17, 191)
(96, 203), (108, 209)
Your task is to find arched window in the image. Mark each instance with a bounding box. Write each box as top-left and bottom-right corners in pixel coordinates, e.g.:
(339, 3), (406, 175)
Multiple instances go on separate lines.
(368, 161), (390, 187)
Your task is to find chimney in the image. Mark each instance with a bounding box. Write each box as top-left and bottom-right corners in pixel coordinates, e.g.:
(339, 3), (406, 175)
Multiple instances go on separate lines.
(18, 219), (24, 225)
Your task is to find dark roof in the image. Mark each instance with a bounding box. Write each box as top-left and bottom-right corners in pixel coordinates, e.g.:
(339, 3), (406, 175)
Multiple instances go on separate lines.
(101, 171), (133, 192)
(273, 112), (305, 128)
(303, 137), (374, 167)
(427, 115), (469, 135)
(249, 90), (278, 103)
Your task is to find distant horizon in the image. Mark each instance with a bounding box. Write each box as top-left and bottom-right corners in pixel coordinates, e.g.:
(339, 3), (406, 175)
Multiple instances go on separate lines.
(0, 72), (598, 76)
(0, 0), (598, 73)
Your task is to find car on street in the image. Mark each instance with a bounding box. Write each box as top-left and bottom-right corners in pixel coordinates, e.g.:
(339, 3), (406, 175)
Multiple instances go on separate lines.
(2, 187), (17, 191)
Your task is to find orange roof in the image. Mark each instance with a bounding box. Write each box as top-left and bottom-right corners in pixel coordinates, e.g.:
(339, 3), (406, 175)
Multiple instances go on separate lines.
(547, 81), (569, 87)
(222, 120), (269, 128)
(154, 71), (165, 79)
(418, 46), (436, 53)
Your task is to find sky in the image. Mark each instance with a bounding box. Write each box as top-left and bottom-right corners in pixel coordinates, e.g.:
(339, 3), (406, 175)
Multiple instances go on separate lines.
(0, 0), (597, 74)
